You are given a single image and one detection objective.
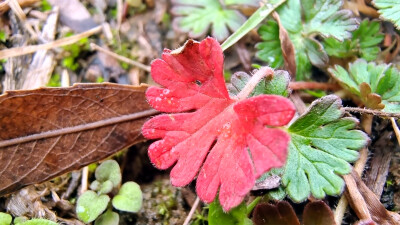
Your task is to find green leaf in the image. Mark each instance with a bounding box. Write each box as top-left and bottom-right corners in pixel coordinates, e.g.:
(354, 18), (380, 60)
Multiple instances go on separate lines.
(76, 191), (110, 223)
(112, 181), (142, 213)
(98, 180), (114, 195)
(228, 69), (290, 97)
(256, 0), (358, 80)
(324, 19), (384, 61)
(208, 199), (252, 225)
(373, 0), (400, 29)
(283, 95), (368, 202)
(94, 210), (119, 225)
(17, 219), (58, 225)
(95, 160), (121, 188)
(221, 0), (286, 51)
(0, 212), (12, 225)
(171, 0), (246, 42)
(303, 0), (358, 41)
(329, 59), (400, 113)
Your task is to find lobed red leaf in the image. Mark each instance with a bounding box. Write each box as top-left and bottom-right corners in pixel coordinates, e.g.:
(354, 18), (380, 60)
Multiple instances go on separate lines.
(142, 38), (295, 211)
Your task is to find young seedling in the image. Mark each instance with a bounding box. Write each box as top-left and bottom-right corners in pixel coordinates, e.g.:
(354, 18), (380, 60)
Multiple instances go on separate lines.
(76, 160), (143, 224)
(0, 212), (58, 225)
(171, 0), (259, 41)
(256, 0), (358, 80)
(329, 59), (400, 113)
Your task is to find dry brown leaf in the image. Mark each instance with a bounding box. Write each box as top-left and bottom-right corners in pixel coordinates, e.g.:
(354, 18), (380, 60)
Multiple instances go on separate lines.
(0, 83), (158, 196)
(272, 12), (296, 78)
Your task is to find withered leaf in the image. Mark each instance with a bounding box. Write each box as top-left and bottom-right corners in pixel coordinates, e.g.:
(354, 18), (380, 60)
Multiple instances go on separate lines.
(252, 201), (300, 225)
(0, 83), (157, 196)
(272, 12), (296, 78)
(303, 201), (336, 225)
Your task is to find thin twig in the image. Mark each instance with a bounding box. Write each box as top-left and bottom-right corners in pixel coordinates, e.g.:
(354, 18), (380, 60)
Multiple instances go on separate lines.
(334, 114), (372, 224)
(183, 197), (200, 225)
(90, 43), (151, 72)
(0, 25), (103, 59)
(344, 107), (400, 119)
(8, 0), (37, 39)
(289, 81), (341, 91)
(80, 166), (89, 195)
(391, 117), (400, 146)
(236, 67), (274, 100)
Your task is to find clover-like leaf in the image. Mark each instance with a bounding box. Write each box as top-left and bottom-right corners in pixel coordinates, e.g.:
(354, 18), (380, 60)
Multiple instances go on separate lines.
(0, 212), (11, 225)
(76, 191), (110, 223)
(324, 19), (384, 61)
(95, 160), (121, 188)
(112, 181), (142, 213)
(142, 38), (295, 211)
(208, 199), (252, 225)
(94, 210), (119, 225)
(257, 0), (358, 80)
(329, 59), (400, 113)
(373, 0), (400, 29)
(282, 95), (368, 202)
(171, 0), (254, 41)
(228, 70), (290, 97)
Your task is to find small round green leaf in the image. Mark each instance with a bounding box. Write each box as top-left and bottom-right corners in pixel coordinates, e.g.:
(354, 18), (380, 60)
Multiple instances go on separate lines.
(90, 180), (101, 191)
(112, 182), (142, 213)
(17, 219), (58, 225)
(94, 210), (119, 225)
(0, 212), (12, 225)
(95, 160), (121, 188)
(76, 191), (110, 223)
(98, 180), (114, 195)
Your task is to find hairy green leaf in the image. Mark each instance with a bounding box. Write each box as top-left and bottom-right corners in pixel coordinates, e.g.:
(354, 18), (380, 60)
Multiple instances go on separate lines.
(171, 0), (253, 41)
(228, 70), (290, 97)
(324, 19), (384, 60)
(256, 0), (357, 80)
(95, 160), (121, 188)
(76, 191), (110, 223)
(112, 182), (143, 213)
(0, 212), (11, 225)
(373, 0), (400, 29)
(208, 199), (252, 225)
(282, 95), (368, 202)
(329, 59), (400, 113)
(95, 210), (119, 225)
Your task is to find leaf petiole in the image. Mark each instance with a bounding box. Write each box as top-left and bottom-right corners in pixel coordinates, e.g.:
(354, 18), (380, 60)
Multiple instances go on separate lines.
(235, 67), (274, 100)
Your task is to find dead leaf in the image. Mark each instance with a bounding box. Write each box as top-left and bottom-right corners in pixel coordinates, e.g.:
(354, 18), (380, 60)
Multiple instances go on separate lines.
(303, 201), (336, 225)
(272, 12), (296, 78)
(252, 201), (300, 225)
(360, 82), (385, 110)
(0, 83), (158, 196)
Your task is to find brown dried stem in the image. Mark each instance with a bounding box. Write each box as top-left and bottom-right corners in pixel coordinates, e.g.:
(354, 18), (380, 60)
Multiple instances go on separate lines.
(289, 81), (341, 91)
(344, 107), (400, 119)
(90, 43), (151, 72)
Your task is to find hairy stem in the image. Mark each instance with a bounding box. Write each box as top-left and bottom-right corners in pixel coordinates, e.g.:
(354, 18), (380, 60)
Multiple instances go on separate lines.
(289, 81), (341, 91)
(236, 66), (274, 100)
(344, 107), (400, 119)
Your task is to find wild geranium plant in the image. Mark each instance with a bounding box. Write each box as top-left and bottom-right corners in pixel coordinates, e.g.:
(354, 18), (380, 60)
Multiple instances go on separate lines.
(142, 37), (296, 211)
(142, 37), (368, 211)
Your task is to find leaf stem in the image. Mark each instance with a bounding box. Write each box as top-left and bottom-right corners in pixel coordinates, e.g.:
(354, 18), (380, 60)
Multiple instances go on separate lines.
(221, 0), (287, 51)
(343, 107), (400, 119)
(289, 81), (341, 91)
(236, 66), (274, 100)
(246, 196), (261, 216)
(183, 197), (200, 225)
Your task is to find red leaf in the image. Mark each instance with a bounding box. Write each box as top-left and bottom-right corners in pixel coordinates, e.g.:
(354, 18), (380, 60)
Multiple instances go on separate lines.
(142, 38), (295, 211)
